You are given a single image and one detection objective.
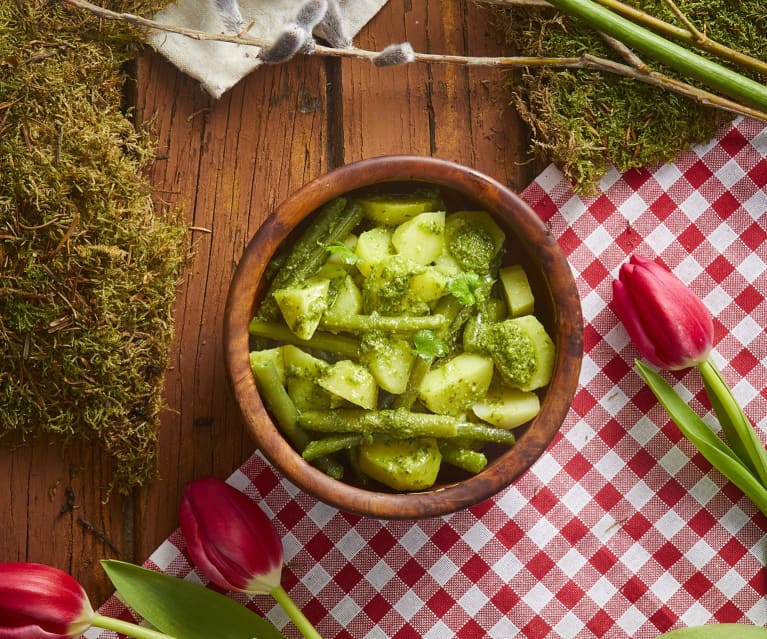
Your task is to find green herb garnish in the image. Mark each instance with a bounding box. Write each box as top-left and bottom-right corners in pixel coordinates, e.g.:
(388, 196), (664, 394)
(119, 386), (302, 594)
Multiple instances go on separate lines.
(448, 272), (483, 305)
(325, 240), (363, 265)
(411, 329), (448, 359)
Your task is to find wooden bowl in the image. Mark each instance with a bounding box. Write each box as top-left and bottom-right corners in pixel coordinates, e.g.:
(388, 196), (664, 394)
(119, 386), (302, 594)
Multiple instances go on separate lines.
(224, 156), (582, 519)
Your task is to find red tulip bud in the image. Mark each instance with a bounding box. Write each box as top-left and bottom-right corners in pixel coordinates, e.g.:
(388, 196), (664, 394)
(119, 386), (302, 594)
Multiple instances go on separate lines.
(179, 477), (283, 595)
(611, 254), (714, 370)
(0, 563), (94, 639)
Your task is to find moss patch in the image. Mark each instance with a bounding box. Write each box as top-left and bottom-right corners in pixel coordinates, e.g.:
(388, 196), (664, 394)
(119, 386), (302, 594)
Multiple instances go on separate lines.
(1, 0), (186, 493)
(501, 1), (767, 192)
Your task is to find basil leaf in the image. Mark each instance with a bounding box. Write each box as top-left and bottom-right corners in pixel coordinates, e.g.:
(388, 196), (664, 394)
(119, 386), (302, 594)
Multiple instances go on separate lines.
(325, 241), (361, 265)
(447, 272), (482, 306)
(411, 329), (448, 359)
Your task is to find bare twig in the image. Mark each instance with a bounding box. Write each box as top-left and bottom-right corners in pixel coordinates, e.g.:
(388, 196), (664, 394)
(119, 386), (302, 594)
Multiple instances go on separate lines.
(661, 0), (704, 43)
(579, 54), (767, 122)
(62, 0), (767, 122)
(599, 32), (646, 70)
(77, 516), (122, 556)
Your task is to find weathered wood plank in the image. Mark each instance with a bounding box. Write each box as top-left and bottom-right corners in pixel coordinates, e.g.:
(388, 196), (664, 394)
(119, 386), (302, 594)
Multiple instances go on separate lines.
(341, 0), (532, 190)
(0, 435), (130, 604)
(132, 50), (330, 575)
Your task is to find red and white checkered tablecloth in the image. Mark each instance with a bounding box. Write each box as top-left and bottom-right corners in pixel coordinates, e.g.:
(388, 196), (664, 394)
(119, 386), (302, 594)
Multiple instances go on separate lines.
(88, 116), (767, 639)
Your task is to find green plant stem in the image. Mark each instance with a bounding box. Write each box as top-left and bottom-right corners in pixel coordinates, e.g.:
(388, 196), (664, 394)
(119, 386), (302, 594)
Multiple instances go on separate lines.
(270, 585), (323, 639)
(91, 613), (178, 639)
(544, 0), (767, 111)
(490, 0), (767, 76)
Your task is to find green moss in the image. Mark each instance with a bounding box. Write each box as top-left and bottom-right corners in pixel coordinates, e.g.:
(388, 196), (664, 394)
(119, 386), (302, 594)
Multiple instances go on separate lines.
(0, 0), (185, 493)
(501, 1), (767, 192)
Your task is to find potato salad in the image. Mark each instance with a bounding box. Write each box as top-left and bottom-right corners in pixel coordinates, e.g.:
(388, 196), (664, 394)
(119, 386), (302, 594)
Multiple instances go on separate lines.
(248, 190), (556, 492)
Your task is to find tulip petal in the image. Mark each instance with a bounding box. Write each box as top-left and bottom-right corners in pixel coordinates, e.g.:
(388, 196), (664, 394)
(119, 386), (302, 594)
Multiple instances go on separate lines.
(179, 499), (242, 592)
(628, 265), (712, 369)
(611, 278), (667, 369)
(180, 478), (284, 595)
(0, 563), (93, 639)
(613, 255), (713, 370)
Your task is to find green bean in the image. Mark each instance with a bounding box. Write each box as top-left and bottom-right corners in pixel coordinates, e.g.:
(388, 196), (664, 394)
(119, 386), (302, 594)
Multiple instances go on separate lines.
(439, 441), (488, 474)
(392, 296), (468, 410)
(454, 422), (517, 446)
(259, 198), (363, 319)
(250, 361), (344, 479)
(320, 313), (448, 334)
(299, 409), (516, 447)
(302, 433), (367, 461)
(298, 408), (460, 438)
(248, 319), (360, 357)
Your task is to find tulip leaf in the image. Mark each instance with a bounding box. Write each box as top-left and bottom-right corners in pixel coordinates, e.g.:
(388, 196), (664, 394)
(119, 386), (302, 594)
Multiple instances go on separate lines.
(658, 624), (767, 638)
(101, 560), (287, 639)
(701, 364), (755, 474)
(636, 361), (767, 517)
(698, 358), (767, 487)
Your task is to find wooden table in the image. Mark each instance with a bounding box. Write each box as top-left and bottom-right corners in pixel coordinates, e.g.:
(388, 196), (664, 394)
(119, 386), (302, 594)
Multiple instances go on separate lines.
(0, 0), (538, 606)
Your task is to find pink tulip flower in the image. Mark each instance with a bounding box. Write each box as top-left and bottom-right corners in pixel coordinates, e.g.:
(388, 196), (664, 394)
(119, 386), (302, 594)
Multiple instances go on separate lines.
(179, 477), (283, 595)
(611, 254), (714, 370)
(0, 562), (94, 639)
(179, 477), (322, 639)
(612, 254), (767, 519)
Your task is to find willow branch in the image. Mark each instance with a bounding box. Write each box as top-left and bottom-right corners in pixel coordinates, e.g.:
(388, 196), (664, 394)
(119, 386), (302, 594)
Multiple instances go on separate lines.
(579, 55), (767, 122)
(484, 0), (767, 77)
(63, 0), (572, 67)
(63, 0), (767, 122)
(660, 0), (704, 43)
(600, 32), (647, 70)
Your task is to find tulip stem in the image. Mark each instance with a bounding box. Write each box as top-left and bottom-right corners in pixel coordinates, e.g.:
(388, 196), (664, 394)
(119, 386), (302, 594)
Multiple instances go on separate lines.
(91, 613), (178, 639)
(271, 585), (324, 639)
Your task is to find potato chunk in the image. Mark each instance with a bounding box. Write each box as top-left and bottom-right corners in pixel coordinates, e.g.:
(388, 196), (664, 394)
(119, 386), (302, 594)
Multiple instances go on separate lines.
(358, 438), (442, 491)
(418, 352), (494, 415)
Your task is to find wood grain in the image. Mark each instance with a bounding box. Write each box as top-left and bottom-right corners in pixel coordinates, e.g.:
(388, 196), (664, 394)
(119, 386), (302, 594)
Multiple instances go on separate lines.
(342, 0), (532, 188)
(132, 51), (331, 568)
(0, 435), (130, 604)
(0, 1), (534, 604)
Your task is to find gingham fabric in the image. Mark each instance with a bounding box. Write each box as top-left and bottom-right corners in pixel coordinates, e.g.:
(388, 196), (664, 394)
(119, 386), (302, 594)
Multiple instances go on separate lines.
(87, 116), (767, 639)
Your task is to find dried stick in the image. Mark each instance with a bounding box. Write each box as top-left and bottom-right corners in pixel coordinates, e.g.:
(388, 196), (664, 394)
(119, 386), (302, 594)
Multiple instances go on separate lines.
(63, 0), (767, 122)
(660, 0), (704, 43)
(599, 32), (647, 70)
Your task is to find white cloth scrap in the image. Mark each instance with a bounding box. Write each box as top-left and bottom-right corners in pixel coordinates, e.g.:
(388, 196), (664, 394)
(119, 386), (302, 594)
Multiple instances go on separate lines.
(148, 0), (388, 98)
